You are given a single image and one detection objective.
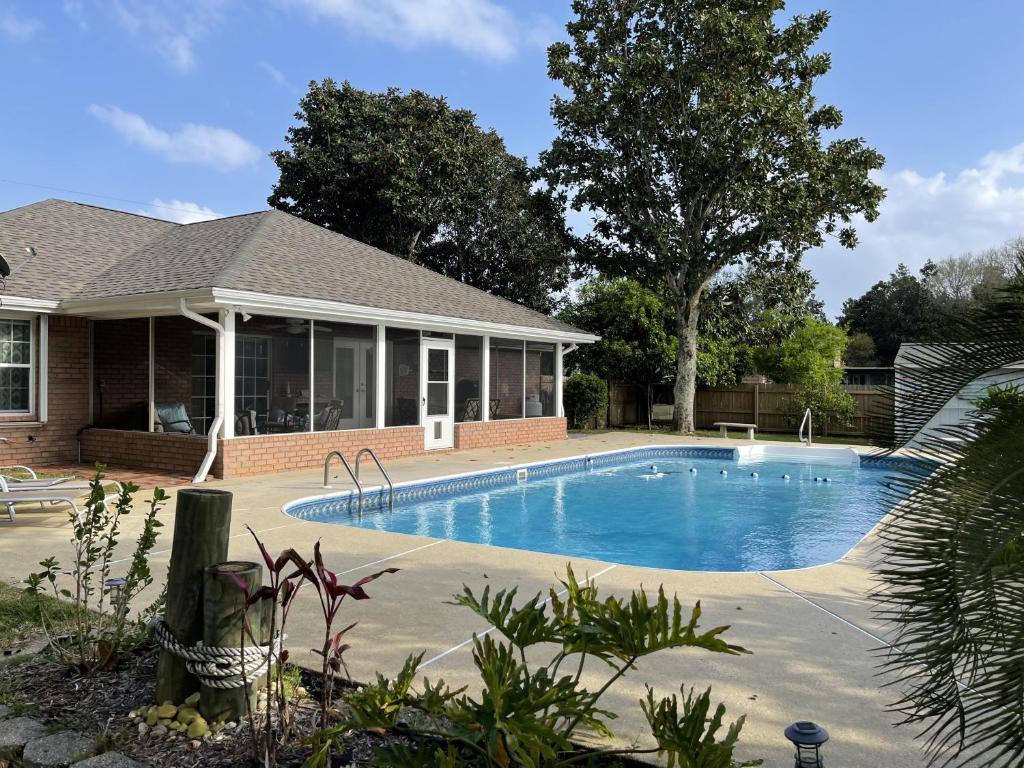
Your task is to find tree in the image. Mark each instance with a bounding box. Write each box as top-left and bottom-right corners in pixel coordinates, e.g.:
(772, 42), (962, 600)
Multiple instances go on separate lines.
(269, 79), (572, 312)
(839, 263), (944, 365)
(844, 332), (879, 367)
(929, 236), (1022, 309)
(698, 260), (824, 385)
(543, 0), (884, 432)
(559, 278), (677, 427)
(755, 318), (855, 433)
(754, 318), (848, 387)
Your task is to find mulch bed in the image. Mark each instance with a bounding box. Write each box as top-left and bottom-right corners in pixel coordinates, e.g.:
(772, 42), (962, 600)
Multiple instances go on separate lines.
(0, 650), (389, 767)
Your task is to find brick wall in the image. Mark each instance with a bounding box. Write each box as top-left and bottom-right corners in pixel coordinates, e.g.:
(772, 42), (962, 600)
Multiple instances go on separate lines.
(454, 417), (567, 450)
(216, 425), (425, 478)
(0, 316), (90, 466)
(80, 428), (211, 476)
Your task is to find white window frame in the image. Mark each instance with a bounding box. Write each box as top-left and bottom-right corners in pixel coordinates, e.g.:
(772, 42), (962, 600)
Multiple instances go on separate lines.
(0, 314), (35, 416)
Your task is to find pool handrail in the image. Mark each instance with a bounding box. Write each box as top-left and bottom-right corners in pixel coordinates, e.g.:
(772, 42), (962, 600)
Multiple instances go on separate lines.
(799, 408), (813, 446)
(323, 450), (365, 515)
(355, 447), (394, 513)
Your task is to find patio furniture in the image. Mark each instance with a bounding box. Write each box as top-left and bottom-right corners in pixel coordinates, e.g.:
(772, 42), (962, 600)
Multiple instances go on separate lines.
(316, 402), (343, 431)
(0, 465), (80, 488)
(235, 409), (259, 436)
(713, 421), (757, 440)
(156, 402), (196, 434)
(489, 399), (501, 419)
(461, 397), (481, 421)
(0, 479), (122, 522)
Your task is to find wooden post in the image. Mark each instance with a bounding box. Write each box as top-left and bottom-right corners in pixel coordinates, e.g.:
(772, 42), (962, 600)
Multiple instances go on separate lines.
(156, 489), (233, 704)
(201, 561), (262, 723)
(753, 383), (760, 429)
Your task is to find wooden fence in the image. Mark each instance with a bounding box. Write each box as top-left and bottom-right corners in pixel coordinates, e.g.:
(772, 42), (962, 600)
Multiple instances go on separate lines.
(609, 382), (890, 437)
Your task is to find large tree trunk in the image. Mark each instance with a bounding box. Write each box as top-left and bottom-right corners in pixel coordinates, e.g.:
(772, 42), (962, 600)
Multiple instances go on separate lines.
(672, 294), (702, 433)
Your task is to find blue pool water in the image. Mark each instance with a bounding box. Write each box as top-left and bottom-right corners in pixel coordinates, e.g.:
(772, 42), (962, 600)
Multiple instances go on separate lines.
(287, 449), (900, 571)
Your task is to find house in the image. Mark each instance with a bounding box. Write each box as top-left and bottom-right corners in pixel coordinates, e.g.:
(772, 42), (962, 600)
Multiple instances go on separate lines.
(842, 366), (894, 386)
(894, 342), (1023, 439)
(0, 199), (596, 480)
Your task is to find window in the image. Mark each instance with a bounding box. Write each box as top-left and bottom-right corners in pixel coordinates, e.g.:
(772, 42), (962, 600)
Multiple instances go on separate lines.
(455, 335), (482, 422)
(190, 332), (217, 435)
(488, 338), (524, 420)
(0, 318), (32, 413)
(525, 342), (555, 417)
(234, 315), (311, 434)
(386, 327), (420, 426)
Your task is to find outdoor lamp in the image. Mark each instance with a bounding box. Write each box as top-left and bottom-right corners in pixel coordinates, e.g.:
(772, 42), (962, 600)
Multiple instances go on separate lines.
(104, 576), (128, 621)
(784, 721), (829, 767)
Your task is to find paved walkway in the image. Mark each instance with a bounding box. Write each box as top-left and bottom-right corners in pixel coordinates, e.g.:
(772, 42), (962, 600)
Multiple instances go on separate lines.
(0, 433), (962, 767)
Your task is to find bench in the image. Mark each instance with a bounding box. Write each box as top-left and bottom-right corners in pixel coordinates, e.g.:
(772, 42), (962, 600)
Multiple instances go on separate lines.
(713, 422), (757, 440)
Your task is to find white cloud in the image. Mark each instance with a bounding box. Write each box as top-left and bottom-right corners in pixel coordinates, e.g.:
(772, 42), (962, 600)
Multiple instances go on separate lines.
(806, 142), (1024, 317)
(109, 0), (226, 72)
(138, 199), (224, 224)
(89, 104), (261, 171)
(63, 1), (88, 30)
(259, 60), (299, 92)
(0, 7), (41, 41)
(285, 0), (541, 60)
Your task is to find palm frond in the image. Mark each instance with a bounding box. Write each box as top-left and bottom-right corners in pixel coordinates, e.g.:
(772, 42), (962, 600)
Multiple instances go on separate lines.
(872, 256), (1024, 767)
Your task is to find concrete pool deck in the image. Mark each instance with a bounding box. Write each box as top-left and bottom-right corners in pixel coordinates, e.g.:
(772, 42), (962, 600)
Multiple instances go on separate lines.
(0, 432), (962, 766)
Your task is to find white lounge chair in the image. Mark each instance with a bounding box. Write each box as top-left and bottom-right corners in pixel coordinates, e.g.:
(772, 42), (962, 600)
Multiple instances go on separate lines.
(0, 465), (83, 489)
(0, 478), (123, 523)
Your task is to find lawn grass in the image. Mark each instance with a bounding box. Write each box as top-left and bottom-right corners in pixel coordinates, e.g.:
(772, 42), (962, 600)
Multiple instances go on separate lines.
(0, 581), (80, 651)
(577, 426), (873, 446)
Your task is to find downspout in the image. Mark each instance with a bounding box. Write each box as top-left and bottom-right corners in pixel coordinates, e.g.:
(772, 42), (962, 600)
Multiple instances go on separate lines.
(178, 299), (224, 483)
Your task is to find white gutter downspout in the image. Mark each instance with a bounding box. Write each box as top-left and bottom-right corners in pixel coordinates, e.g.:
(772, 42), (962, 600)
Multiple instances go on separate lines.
(178, 299), (225, 484)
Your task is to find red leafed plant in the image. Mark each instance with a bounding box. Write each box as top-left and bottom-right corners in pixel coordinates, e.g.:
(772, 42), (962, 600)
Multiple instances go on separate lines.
(230, 528), (396, 768)
(310, 541), (398, 731)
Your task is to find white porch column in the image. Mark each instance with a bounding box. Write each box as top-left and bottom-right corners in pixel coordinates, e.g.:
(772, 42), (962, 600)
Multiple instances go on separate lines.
(375, 323), (387, 429)
(521, 340), (527, 419)
(147, 317), (155, 432)
(555, 342), (564, 418)
(38, 315), (49, 423)
(219, 308), (235, 438)
(480, 335), (490, 421)
(308, 320), (315, 432)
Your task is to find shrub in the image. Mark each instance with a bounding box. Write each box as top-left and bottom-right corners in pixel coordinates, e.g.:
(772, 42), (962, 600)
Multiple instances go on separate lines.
(311, 565), (760, 768)
(563, 372), (607, 429)
(25, 464), (165, 671)
(784, 373), (857, 435)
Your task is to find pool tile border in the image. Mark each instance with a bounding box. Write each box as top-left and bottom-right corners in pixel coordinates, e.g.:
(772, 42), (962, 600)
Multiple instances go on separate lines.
(285, 444), (924, 522)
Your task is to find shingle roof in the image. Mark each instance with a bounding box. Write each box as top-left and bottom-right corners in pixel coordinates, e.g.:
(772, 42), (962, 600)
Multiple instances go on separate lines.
(0, 199), (585, 336)
(0, 199), (176, 301)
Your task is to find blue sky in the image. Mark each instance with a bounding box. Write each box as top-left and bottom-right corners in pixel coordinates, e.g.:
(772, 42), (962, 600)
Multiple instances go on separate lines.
(2, 1), (1024, 316)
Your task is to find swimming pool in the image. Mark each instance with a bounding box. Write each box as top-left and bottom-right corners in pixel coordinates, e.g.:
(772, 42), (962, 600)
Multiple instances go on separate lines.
(285, 446), (910, 572)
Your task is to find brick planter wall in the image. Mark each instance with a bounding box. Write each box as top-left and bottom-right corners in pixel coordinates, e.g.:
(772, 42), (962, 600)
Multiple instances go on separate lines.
(79, 428), (211, 476)
(454, 417), (567, 450)
(216, 426), (425, 479)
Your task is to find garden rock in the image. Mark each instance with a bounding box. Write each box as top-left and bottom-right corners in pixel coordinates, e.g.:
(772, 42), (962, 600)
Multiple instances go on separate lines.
(22, 730), (95, 768)
(0, 704), (11, 719)
(71, 753), (146, 768)
(0, 716), (48, 761)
